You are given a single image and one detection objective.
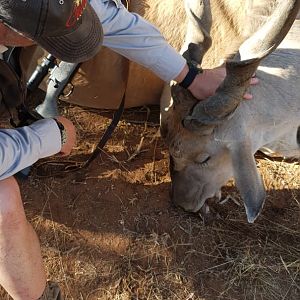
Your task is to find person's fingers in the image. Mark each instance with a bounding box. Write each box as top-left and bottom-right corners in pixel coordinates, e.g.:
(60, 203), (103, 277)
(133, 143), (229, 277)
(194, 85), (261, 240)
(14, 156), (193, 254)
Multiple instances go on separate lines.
(243, 93), (253, 100)
(215, 67), (226, 77)
(250, 77), (259, 85)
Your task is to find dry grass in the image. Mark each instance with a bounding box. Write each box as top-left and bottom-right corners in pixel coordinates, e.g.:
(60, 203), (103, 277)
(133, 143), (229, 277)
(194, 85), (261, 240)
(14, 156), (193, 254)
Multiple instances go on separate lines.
(0, 103), (299, 299)
(28, 186), (300, 300)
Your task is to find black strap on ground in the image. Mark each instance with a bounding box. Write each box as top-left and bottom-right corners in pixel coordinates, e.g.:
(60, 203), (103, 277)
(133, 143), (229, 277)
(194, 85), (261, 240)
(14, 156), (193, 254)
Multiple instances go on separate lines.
(12, 50), (127, 177)
(34, 93), (125, 177)
(0, 47), (126, 178)
(79, 0), (130, 170)
(82, 93), (125, 168)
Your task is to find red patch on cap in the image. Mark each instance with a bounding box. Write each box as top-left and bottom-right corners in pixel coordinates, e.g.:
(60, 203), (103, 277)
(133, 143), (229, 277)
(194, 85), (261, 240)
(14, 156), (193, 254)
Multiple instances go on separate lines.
(66, 0), (88, 28)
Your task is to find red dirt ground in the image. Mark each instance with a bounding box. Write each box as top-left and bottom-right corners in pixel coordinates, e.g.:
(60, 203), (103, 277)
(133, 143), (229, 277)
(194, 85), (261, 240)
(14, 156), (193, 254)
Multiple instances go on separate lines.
(0, 101), (299, 300)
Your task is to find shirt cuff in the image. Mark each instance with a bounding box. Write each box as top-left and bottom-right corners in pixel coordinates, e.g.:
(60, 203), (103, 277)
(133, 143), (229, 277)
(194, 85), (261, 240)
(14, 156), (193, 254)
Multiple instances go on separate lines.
(28, 118), (62, 158)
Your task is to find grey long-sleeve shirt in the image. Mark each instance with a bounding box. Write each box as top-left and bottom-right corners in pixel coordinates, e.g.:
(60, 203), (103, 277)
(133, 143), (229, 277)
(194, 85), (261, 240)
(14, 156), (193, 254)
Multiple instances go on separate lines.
(0, 119), (61, 179)
(91, 0), (186, 82)
(0, 0), (186, 179)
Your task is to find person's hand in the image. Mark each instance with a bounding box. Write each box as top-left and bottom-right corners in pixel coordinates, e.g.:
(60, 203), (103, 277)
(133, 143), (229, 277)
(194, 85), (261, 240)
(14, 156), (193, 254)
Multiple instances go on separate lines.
(187, 66), (259, 100)
(54, 116), (76, 156)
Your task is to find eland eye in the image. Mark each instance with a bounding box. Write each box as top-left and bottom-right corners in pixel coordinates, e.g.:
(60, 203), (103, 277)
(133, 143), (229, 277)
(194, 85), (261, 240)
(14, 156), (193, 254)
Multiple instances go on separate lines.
(195, 154), (211, 165)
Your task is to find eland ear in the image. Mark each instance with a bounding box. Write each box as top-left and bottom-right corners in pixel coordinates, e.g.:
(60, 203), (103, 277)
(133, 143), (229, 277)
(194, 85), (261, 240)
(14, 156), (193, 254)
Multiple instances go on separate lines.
(229, 142), (266, 223)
